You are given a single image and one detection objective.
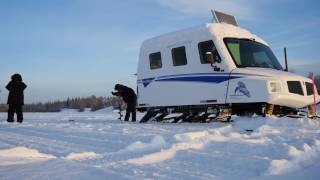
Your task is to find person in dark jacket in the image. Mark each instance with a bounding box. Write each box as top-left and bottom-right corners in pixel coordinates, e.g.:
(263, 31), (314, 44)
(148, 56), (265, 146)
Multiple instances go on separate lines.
(6, 74), (27, 123)
(112, 84), (137, 122)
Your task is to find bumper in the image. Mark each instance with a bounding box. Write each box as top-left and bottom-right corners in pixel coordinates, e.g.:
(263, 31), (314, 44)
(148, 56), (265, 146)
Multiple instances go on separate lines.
(268, 93), (320, 109)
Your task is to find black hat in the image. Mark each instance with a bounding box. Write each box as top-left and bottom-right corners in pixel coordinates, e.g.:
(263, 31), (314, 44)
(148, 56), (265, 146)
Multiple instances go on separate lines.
(114, 84), (122, 91)
(11, 74), (22, 81)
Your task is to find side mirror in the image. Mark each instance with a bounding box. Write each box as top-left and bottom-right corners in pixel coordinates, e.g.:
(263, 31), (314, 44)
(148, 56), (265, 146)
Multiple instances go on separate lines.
(206, 51), (221, 71)
(206, 51), (222, 64)
(206, 52), (214, 64)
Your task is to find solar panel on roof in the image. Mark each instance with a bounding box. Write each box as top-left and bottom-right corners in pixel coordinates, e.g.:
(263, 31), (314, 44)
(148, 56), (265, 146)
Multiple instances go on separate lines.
(212, 10), (238, 26)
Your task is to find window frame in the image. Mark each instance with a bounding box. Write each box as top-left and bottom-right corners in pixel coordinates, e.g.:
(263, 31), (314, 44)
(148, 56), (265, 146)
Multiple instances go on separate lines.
(149, 52), (162, 70)
(171, 46), (188, 66)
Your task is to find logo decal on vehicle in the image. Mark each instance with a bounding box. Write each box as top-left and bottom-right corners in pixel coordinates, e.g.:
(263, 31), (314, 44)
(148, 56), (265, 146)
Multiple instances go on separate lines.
(231, 81), (251, 98)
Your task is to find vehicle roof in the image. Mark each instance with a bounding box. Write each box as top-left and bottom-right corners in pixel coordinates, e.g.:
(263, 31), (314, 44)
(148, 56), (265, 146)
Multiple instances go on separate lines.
(141, 23), (267, 47)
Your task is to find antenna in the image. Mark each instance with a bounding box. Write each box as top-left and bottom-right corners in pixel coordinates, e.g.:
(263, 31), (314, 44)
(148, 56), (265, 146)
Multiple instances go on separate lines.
(284, 47), (288, 72)
(211, 10), (238, 26)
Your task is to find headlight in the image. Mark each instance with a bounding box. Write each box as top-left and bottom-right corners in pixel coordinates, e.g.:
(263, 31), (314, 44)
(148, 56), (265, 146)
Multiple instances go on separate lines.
(268, 81), (281, 93)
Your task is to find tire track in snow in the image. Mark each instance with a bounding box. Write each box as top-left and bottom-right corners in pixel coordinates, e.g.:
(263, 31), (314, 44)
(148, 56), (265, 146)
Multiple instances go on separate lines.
(0, 124), (136, 155)
(0, 130), (89, 156)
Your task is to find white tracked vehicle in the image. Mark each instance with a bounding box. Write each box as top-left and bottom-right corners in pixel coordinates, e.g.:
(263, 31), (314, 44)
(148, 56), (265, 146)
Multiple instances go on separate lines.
(137, 11), (319, 123)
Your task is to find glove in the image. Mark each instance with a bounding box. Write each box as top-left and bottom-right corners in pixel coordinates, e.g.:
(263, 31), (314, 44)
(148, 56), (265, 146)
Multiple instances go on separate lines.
(112, 91), (120, 96)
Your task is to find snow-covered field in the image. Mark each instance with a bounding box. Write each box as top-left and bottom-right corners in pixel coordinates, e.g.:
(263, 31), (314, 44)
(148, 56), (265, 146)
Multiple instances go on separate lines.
(0, 107), (320, 180)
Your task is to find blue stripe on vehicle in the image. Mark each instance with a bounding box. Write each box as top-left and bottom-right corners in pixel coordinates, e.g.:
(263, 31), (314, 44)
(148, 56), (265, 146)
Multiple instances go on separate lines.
(137, 73), (268, 87)
(155, 76), (241, 83)
(157, 73), (268, 79)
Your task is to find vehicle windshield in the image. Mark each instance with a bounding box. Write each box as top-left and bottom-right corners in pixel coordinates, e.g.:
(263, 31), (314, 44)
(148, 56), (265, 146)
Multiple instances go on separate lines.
(224, 38), (283, 70)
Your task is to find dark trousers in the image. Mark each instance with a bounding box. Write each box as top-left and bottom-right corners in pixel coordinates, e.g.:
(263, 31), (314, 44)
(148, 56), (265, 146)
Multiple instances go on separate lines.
(7, 104), (23, 123)
(125, 103), (136, 122)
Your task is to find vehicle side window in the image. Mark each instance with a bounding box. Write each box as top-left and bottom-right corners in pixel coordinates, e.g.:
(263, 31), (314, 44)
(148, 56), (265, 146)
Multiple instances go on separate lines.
(198, 40), (221, 64)
(149, 52), (162, 70)
(172, 46), (187, 66)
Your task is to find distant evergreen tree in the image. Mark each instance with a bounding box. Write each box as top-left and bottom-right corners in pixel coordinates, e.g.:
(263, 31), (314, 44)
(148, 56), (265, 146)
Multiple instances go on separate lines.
(0, 95), (125, 112)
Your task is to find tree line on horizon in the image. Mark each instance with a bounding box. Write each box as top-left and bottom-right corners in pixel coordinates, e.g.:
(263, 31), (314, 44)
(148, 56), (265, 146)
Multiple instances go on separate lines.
(0, 95), (125, 112)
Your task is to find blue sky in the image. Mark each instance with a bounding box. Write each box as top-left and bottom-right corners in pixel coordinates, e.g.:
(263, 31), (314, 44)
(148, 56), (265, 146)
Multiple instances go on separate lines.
(1, 0), (319, 103)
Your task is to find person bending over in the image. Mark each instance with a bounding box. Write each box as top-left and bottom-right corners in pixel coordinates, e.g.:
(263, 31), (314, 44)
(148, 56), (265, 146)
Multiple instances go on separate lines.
(112, 84), (137, 122)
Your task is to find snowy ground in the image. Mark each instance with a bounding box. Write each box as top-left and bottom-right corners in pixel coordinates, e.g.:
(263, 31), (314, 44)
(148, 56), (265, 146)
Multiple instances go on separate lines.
(0, 107), (320, 180)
